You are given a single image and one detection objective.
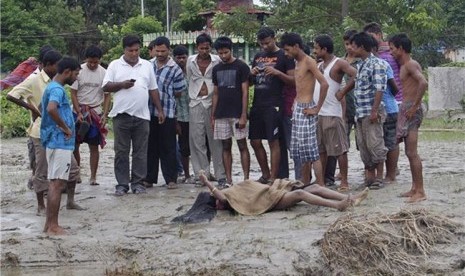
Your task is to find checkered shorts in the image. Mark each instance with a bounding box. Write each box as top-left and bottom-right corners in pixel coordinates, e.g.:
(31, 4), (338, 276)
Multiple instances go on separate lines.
(213, 118), (248, 140)
(290, 102), (319, 162)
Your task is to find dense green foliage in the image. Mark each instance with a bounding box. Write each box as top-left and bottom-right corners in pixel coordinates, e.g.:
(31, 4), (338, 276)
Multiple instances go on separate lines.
(0, 90), (30, 138)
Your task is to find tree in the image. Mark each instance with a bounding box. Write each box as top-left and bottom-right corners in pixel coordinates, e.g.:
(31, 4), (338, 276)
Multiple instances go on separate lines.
(99, 16), (163, 63)
(172, 0), (216, 32)
(212, 7), (263, 43)
(1, 0), (85, 72)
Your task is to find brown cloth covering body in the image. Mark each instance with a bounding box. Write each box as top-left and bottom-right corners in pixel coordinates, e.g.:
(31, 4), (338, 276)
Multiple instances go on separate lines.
(222, 179), (298, 216)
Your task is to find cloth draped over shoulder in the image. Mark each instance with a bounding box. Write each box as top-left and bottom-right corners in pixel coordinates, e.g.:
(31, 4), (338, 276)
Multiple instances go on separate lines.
(222, 179), (299, 216)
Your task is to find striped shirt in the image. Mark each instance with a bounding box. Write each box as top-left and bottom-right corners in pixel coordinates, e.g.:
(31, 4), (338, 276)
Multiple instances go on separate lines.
(176, 76), (189, 122)
(150, 57), (186, 118)
(354, 54), (387, 119)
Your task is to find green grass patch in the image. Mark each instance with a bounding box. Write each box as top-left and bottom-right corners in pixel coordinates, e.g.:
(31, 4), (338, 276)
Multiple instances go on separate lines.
(421, 117), (465, 130)
(419, 130), (465, 142)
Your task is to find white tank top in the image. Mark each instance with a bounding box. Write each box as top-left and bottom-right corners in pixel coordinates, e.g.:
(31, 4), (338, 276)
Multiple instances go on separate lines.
(313, 57), (343, 117)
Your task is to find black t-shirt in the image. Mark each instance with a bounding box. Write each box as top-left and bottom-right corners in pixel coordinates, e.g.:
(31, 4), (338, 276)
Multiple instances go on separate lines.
(252, 49), (295, 108)
(212, 59), (250, 119)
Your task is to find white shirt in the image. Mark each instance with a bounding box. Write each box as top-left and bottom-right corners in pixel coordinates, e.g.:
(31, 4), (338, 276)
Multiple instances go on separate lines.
(186, 54), (221, 108)
(102, 55), (158, 121)
(70, 63), (106, 113)
(314, 57), (343, 117)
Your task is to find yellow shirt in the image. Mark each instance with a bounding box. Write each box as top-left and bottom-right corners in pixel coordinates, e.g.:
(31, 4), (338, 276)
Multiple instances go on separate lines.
(7, 70), (51, 138)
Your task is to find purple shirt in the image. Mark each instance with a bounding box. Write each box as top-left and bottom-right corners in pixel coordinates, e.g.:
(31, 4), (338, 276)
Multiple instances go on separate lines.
(378, 42), (403, 102)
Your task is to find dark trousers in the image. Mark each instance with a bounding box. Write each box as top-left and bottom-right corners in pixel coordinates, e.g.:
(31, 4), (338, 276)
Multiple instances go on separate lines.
(146, 117), (177, 184)
(278, 113), (289, 179)
(113, 113), (149, 189)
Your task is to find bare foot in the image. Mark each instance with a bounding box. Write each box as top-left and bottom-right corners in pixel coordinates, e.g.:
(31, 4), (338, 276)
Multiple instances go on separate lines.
(66, 202), (86, 210)
(337, 194), (351, 211)
(399, 190), (415, 197)
(353, 188), (369, 206)
(45, 225), (67, 235)
(405, 193), (427, 203)
(198, 170), (208, 184)
(36, 207), (46, 216)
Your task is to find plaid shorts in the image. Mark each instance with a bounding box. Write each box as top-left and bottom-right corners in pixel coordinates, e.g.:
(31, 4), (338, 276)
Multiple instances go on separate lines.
(213, 118), (248, 140)
(290, 102), (319, 162)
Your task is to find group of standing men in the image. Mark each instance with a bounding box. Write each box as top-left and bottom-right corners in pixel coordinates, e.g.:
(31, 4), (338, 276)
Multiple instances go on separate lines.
(5, 21), (427, 235)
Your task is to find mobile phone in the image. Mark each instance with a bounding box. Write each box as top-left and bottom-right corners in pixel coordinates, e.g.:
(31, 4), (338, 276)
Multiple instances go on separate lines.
(235, 123), (240, 129)
(129, 79), (136, 82)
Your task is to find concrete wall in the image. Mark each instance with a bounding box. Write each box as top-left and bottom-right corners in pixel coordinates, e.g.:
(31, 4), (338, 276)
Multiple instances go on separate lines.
(428, 67), (465, 114)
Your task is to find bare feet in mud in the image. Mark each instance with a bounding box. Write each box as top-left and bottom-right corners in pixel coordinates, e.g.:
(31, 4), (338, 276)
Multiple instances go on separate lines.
(66, 202), (86, 210)
(400, 190), (415, 197)
(353, 188), (369, 206)
(405, 192), (427, 203)
(337, 194), (352, 211)
(44, 225), (67, 235)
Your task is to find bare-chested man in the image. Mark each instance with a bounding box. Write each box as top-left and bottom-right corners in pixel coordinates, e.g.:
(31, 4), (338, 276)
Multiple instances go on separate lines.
(389, 33), (427, 203)
(313, 34), (357, 190)
(280, 32), (329, 186)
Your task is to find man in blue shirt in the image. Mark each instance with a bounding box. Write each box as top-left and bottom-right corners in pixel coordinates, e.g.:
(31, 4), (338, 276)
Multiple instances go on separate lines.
(41, 57), (82, 235)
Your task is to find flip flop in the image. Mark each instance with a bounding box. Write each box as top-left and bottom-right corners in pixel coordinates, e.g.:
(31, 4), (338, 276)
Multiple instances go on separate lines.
(367, 179), (384, 190)
(337, 186), (350, 192)
(257, 176), (271, 184)
(167, 182), (178, 189)
(89, 180), (100, 186)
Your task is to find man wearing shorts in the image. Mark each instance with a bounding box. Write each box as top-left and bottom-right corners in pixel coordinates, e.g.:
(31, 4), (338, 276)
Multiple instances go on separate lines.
(70, 45), (110, 186)
(280, 32), (329, 186)
(313, 34), (356, 191)
(344, 32), (388, 189)
(212, 36), (251, 187)
(7, 50), (61, 216)
(389, 33), (427, 203)
(40, 57), (82, 235)
(249, 27), (295, 184)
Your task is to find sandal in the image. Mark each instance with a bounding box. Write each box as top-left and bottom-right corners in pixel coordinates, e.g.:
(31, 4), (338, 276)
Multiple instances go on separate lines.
(257, 176), (271, 184)
(167, 182), (178, 189)
(367, 179), (384, 190)
(89, 180), (100, 186)
(337, 186), (350, 192)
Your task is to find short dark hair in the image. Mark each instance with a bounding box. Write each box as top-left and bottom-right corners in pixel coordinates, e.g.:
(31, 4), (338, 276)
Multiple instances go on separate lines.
(38, 45), (54, 63)
(57, 57), (81, 74)
(214, 36), (233, 50)
(257, 27), (275, 40)
(196, 33), (212, 46)
(343, 29), (358, 41)
(149, 36), (170, 50)
(122, 35), (141, 48)
(350, 32), (373, 52)
(280, 32), (303, 49)
(314, 34), (334, 54)
(363, 22), (382, 34)
(42, 50), (62, 67)
(370, 35), (379, 51)
(84, 45), (103, 59)
(389, 33), (412, 53)
(173, 45), (188, 56)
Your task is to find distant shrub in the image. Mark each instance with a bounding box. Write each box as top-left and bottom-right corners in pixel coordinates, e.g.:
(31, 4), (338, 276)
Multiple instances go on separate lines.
(0, 91), (29, 138)
(438, 62), (465, 67)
